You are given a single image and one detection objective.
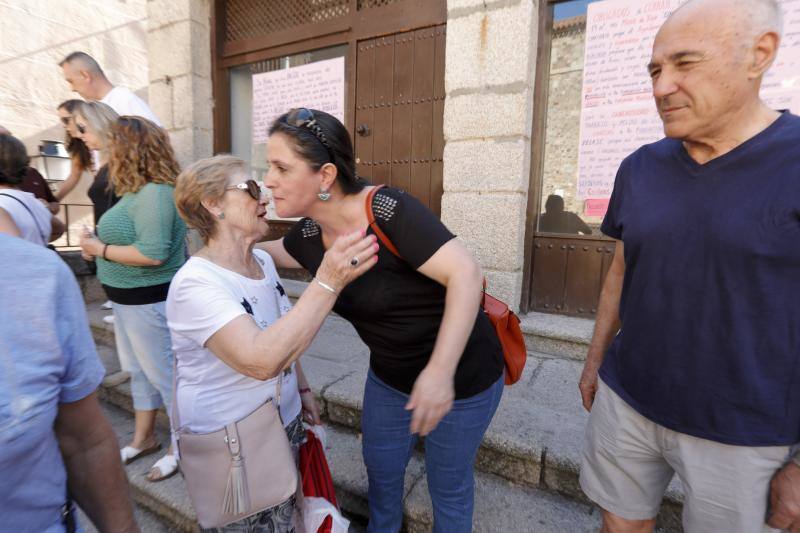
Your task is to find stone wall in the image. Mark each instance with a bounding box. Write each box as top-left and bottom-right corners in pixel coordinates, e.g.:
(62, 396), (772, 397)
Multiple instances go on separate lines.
(540, 19), (586, 217)
(0, 0), (149, 154)
(146, 0), (213, 169)
(442, 0), (539, 311)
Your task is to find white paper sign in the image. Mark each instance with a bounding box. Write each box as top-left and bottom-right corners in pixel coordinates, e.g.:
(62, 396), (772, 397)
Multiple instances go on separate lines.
(576, 0), (800, 210)
(251, 57), (345, 144)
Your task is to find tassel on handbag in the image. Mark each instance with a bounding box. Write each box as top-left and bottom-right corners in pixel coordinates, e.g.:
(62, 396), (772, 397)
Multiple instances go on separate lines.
(223, 454), (250, 515)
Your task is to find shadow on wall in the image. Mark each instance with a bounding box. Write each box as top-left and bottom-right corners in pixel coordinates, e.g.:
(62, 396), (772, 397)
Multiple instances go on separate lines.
(0, 10), (150, 154)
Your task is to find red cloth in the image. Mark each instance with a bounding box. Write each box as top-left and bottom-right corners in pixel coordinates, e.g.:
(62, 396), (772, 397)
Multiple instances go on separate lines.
(299, 429), (338, 533)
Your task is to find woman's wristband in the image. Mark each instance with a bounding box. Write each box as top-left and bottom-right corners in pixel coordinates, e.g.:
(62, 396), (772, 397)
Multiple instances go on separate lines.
(102, 243), (109, 260)
(298, 387), (312, 395)
(314, 278), (338, 295)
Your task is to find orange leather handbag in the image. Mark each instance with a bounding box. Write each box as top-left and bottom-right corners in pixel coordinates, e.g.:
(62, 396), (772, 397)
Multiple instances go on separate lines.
(365, 186), (527, 385)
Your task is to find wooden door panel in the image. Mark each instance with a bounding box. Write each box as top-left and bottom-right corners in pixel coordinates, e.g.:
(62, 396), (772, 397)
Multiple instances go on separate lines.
(531, 239), (568, 313)
(563, 244), (604, 315)
(355, 38), (376, 179)
(355, 24), (445, 214)
(372, 36), (394, 186)
(410, 27), (435, 207)
(391, 31), (414, 192)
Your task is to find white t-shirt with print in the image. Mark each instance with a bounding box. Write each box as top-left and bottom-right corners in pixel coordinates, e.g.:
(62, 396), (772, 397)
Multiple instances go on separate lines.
(0, 189), (52, 246)
(166, 249), (301, 433)
(100, 86), (162, 127)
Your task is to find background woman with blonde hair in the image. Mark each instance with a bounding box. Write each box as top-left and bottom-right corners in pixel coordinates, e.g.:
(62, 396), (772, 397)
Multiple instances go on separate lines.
(80, 116), (186, 482)
(74, 101), (119, 226)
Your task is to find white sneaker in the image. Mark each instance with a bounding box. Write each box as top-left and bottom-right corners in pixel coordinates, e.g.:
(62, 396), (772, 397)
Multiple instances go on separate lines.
(101, 300), (112, 310)
(102, 314), (114, 325)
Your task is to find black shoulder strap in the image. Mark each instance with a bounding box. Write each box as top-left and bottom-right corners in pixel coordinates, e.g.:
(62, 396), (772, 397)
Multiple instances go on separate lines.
(0, 192), (49, 244)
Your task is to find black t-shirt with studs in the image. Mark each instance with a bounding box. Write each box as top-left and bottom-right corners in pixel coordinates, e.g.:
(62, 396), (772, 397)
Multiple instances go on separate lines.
(283, 186), (503, 399)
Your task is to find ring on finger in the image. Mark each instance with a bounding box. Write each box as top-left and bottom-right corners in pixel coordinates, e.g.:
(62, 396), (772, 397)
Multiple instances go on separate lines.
(350, 256), (360, 267)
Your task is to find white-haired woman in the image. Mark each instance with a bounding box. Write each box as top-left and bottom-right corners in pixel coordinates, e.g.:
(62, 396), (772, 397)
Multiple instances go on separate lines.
(167, 154), (377, 532)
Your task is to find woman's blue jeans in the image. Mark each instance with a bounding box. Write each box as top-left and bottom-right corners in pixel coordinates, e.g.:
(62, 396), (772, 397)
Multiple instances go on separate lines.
(361, 370), (504, 533)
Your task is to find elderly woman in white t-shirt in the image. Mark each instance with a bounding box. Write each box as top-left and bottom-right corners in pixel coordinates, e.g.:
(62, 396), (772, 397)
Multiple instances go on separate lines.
(167, 155), (377, 532)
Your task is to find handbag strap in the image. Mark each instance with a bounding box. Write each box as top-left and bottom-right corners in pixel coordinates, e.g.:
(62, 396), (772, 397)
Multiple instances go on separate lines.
(0, 192), (49, 244)
(364, 185), (488, 302)
(365, 185), (401, 258)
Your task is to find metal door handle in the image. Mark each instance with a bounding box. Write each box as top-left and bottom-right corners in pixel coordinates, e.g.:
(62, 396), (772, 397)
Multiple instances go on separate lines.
(356, 124), (371, 136)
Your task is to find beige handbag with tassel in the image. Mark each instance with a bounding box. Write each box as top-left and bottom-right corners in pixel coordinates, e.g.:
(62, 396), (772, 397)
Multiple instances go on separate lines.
(172, 371), (298, 529)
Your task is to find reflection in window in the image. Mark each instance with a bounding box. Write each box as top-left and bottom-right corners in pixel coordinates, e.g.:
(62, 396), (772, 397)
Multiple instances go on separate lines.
(229, 45), (347, 219)
(538, 0), (603, 235)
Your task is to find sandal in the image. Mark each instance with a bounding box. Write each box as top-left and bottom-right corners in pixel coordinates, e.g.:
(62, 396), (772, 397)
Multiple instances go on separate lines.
(120, 442), (162, 465)
(146, 453), (179, 482)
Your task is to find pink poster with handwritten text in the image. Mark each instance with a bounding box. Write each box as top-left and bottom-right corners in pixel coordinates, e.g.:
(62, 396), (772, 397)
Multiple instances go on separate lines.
(577, 0), (800, 216)
(251, 57), (345, 144)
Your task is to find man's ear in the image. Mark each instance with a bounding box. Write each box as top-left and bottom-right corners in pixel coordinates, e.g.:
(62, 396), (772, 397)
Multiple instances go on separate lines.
(319, 162), (338, 191)
(748, 30), (780, 80)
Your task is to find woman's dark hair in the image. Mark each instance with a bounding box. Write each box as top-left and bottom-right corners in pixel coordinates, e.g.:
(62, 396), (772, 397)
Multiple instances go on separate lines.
(0, 134), (30, 186)
(58, 99), (92, 170)
(268, 109), (365, 195)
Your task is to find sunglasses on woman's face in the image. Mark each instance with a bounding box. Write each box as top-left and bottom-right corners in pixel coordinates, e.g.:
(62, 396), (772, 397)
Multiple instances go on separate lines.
(225, 179), (266, 200)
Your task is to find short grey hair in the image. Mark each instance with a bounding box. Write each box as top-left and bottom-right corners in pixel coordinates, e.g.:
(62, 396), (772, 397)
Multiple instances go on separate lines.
(672, 0), (784, 38)
(59, 51), (105, 75)
(751, 0), (784, 37)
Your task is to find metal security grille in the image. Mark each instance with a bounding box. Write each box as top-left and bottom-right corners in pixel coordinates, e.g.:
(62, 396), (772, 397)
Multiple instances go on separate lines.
(357, 0), (401, 8)
(224, 0), (350, 42)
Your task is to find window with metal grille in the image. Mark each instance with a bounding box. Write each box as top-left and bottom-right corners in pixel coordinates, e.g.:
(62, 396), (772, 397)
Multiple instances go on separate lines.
(224, 0), (350, 43)
(357, 0), (401, 9)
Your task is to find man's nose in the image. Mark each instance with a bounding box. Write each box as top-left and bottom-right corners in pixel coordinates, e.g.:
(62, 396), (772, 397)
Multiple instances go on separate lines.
(652, 70), (679, 99)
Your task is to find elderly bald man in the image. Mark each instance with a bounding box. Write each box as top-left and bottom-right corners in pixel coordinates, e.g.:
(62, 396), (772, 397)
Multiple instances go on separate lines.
(59, 51), (161, 126)
(577, 0), (800, 531)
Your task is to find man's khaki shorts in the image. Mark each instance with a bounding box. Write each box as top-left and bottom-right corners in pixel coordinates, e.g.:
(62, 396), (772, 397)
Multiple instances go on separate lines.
(580, 379), (794, 532)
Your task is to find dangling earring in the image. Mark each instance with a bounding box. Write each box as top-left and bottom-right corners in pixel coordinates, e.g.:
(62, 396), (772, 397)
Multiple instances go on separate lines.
(318, 190), (331, 201)
(217, 212), (225, 220)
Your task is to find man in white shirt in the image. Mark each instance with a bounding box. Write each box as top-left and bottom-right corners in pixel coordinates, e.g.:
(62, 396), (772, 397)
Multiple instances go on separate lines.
(60, 51), (162, 126)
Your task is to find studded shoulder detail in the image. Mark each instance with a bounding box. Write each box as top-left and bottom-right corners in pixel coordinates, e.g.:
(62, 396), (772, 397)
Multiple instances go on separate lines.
(372, 191), (399, 222)
(300, 218), (321, 238)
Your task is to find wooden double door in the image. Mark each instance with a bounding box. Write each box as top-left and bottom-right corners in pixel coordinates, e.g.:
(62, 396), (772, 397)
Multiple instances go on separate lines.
(352, 24), (446, 215)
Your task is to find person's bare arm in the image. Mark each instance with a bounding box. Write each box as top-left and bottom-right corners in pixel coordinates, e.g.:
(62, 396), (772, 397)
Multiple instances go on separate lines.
(55, 157), (84, 201)
(579, 240), (625, 411)
(0, 207), (20, 237)
(49, 216), (66, 242)
(206, 232), (378, 380)
(55, 391), (138, 533)
(257, 238), (303, 269)
(405, 239), (484, 436)
(80, 231), (164, 266)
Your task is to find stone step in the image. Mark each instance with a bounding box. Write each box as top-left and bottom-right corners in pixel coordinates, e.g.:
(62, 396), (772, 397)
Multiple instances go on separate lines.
(87, 301), (683, 531)
(77, 501), (173, 533)
(99, 399), (603, 532)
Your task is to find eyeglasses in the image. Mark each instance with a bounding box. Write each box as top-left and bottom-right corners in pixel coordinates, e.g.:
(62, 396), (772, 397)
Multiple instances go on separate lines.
(76, 123), (86, 135)
(284, 108), (335, 162)
(225, 179), (266, 200)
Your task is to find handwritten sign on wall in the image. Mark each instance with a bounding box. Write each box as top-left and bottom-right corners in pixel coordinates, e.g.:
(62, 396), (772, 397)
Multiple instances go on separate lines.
(576, 0), (800, 215)
(251, 57), (345, 144)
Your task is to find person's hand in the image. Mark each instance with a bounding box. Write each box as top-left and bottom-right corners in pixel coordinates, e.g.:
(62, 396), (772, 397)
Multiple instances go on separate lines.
(79, 228), (103, 259)
(578, 356), (602, 412)
(406, 364), (455, 436)
(767, 461), (800, 531)
(316, 230), (378, 292)
(300, 390), (321, 425)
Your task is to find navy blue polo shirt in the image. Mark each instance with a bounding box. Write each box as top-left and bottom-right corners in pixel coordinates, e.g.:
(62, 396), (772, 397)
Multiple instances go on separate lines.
(599, 111), (800, 446)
